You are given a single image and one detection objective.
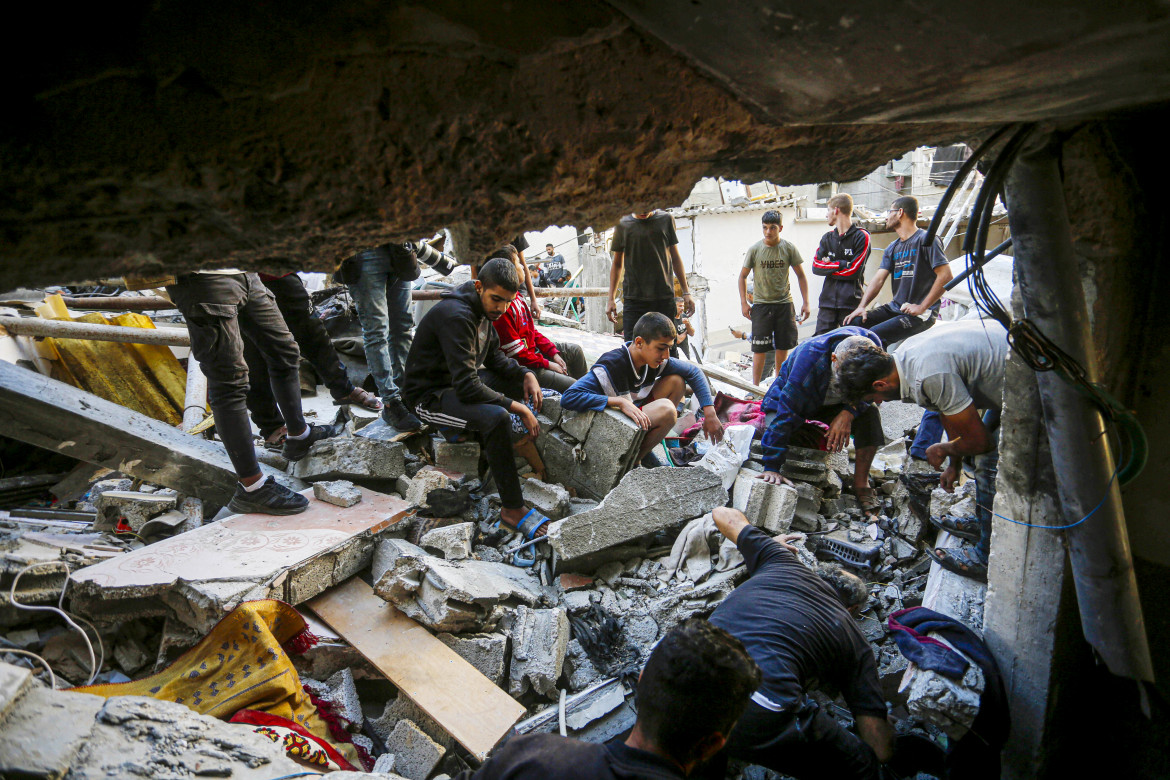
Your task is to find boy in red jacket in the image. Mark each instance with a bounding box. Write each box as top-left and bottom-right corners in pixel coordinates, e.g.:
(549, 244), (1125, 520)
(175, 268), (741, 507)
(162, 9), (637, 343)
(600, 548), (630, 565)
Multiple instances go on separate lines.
(489, 246), (587, 392)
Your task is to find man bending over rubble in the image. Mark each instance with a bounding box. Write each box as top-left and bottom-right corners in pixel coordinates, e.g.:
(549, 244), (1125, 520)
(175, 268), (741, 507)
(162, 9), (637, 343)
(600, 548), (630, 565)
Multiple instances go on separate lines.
(758, 327), (885, 517)
(701, 507), (894, 780)
(456, 619), (761, 779)
(836, 319), (1007, 582)
(561, 312), (724, 467)
(401, 257), (552, 538)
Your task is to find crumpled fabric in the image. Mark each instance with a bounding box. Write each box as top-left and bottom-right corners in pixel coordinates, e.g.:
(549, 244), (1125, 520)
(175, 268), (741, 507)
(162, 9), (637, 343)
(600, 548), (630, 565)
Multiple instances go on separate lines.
(658, 514), (718, 584)
(681, 391), (767, 440)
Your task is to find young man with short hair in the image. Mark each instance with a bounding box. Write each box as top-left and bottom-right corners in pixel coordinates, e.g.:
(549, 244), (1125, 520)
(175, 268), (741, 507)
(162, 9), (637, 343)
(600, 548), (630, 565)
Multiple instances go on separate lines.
(844, 196), (953, 345)
(539, 242), (570, 286)
(704, 507), (895, 780)
(489, 246), (588, 393)
(561, 312), (724, 466)
(812, 193), (871, 335)
(401, 258), (552, 537)
(738, 210), (810, 385)
(455, 619), (762, 780)
(756, 327), (885, 516)
(607, 210), (695, 342)
(835, 319), (1008, 581)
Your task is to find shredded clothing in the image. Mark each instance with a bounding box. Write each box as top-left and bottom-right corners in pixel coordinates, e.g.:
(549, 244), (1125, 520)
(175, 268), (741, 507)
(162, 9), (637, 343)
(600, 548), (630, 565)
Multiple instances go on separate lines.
(612, 212), (680, 302)
(455, 733), (685, 780)
(894, 320), (1008, 416)
(709, 525), (886, 717)
(879, 229), (950, 311)
(759, 327), (880, 472)
(400, 281), (532, 411)
(561, 343), (714, 412)
(812, 225), (871, 309)
(744, 238), (804, 305)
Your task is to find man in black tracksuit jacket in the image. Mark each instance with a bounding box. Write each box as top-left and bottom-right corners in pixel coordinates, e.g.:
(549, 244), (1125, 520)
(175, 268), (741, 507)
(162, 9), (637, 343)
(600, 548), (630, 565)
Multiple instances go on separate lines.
(401, 258), (545, 530)
(811, 193), (871, 335)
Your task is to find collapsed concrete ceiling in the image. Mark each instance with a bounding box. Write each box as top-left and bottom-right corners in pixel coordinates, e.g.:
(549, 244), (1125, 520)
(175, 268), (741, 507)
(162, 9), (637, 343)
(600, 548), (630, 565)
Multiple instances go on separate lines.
(2, 0), (1169, 288)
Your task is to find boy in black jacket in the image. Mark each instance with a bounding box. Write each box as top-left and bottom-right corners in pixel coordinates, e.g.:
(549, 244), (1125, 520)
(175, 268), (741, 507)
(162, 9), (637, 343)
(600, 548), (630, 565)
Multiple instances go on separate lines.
(401, 258), (550, 536)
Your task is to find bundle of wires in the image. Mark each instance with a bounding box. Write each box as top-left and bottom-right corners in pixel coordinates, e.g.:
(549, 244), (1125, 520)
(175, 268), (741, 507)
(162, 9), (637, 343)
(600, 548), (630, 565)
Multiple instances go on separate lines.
(922, 124), (1147, 485)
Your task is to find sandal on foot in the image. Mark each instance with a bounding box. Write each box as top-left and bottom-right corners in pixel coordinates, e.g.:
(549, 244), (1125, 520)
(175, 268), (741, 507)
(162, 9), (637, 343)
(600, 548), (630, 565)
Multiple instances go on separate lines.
(924, 546), (988, 582)
(335, 387), (384, 412)
(928, 514), (981, 543)
(856, 487), (882, 519)
(499, 508), (551, 540)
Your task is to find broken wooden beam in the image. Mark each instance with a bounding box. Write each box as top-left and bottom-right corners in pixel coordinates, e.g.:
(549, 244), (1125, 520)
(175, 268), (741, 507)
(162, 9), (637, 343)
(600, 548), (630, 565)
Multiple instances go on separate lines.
(309, 576), (526, 763)
(0, 359), (287, 505)
(0, 316), (190, 346)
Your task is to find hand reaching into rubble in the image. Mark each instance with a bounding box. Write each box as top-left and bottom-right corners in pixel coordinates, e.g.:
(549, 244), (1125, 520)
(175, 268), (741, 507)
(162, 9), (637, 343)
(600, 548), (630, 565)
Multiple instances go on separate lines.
(774, 533), (803, 554)
(701, 406), (725, 443)
(939, 460), (961, 492)
(758, 470), (794, 486)
(522, 372), (543, 413)
(826, 409), (854, 451)
(611, 396), (652, 429)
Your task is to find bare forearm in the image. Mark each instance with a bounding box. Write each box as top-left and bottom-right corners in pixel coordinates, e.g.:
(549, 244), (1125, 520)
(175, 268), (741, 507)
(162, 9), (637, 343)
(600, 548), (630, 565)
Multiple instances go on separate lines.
(669, 246), (689, 294)
(856, 715), (895, 763)
(609, 253), (623, 297)
(712, 507), (749, 543)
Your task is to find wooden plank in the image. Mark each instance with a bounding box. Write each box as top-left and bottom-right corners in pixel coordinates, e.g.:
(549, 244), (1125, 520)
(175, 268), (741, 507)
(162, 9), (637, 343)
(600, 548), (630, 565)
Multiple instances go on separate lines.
(308, 577), (525, 762)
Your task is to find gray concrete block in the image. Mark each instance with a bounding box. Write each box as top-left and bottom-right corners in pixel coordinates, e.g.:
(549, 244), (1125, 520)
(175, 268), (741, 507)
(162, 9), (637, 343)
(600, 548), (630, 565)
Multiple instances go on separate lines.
(420, 522), (475, 560)
(293, 437), (405, 482)
(732, 470), (797, 533)
(404, 469), (451, 507)
(435, 441), (481, 475)
(547, 467), (727, 572)
(0, 661), (32, 721)
(558, 409), (595, 441)
(323, 667), (364, 727)
(502, 606), (570, 698)
(314, 479), (363, 507)
(536, 430), (584, 492)
(789, 481), (824, 532)
(0, 685), (105, 778)
(575, 409), (646, 499)
(541, 393), (563, 426)
(372, 539), (543, 632)
(385, 719), (446, 780)
(94, 490), (177, 532)
(436, 632), (508, 686)
(521, 477), (572, 521)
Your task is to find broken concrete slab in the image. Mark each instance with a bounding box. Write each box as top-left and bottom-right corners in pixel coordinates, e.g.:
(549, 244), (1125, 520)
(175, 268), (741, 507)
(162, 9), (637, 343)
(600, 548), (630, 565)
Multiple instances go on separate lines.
(515, 678), (636, 744)
(385, 719), (446, 780)
(732, 470), (797, 533)
(547, 466), (727, 573)
(0, 359), (296, 506)
(292, 436), (406, 483)
(371, 539), (543, 632)
(434, 441), (480, 475)
(521, 477), (572, 521)
(93, 490), (177, 532)
(404, 469), (450, 507)
(904, 647), (986, 740)
(534, 430), (582, 488)
(0, 683), (106, 779)
(789, 481), (824, 532)
(558, 409), (595, 441)
(306, 666), (364, 728)
(420, 522), (474, 561)
(70, 488), (409, 632)
(501, 605), (570, 698)
(541, 393), (563, 427)
(436, 633), (507, 686)
(575, 409), (647, 498)
(0, 661), (32, 720)
(314, 479), (363, 507)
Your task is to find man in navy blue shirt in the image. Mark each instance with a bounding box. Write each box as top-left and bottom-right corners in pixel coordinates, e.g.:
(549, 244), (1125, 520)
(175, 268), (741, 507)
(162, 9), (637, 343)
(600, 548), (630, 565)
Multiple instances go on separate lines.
(757, 327), (885, 514)
(562, 312), (723, 466)
(704, 507), (894, 780)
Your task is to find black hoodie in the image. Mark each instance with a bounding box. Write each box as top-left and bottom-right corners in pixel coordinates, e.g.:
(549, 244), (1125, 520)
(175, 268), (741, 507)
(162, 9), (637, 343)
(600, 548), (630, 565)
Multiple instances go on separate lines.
(401, 281), (532, 409)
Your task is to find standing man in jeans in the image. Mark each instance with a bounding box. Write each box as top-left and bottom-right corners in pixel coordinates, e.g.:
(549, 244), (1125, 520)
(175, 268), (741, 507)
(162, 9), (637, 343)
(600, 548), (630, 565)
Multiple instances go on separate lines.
(167, 270), (341, 515)
(347, 244), (423, 432)
(812, 194), (871, 335)
(606, 209), (696, 342)
(738, 210), (810, 386)
(243, 272), (383, 447)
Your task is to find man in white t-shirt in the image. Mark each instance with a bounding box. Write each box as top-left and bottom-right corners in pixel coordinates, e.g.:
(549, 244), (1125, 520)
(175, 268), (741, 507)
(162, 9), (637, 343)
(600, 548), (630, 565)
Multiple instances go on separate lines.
(834, 320), (1008, 581)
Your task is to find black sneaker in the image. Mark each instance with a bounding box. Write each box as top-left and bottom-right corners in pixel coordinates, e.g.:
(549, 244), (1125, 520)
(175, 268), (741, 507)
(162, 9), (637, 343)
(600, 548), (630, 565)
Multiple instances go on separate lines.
(383, 397), (423, 432)
(282, 423), (343, 462)
(227, 476), (308, 515)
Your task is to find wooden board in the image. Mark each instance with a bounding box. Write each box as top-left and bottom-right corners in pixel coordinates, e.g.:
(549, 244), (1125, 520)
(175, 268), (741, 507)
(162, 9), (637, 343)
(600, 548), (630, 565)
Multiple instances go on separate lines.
(308, 577), (526, 762)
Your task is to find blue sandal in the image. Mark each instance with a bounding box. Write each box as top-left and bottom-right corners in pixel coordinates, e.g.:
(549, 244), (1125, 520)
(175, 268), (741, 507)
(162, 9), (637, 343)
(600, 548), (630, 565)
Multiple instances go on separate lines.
(498, 507), (551, 540)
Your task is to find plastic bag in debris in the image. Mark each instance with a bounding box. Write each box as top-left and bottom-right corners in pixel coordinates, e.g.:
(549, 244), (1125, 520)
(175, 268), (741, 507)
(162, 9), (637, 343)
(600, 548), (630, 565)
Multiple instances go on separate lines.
(693, 424), (757, 490)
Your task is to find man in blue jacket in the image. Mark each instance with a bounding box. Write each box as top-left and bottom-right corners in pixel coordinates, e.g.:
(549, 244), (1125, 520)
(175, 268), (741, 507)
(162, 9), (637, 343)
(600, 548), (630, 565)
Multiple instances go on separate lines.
(758, 327), (885, 513)
(562, 312), (723, 467)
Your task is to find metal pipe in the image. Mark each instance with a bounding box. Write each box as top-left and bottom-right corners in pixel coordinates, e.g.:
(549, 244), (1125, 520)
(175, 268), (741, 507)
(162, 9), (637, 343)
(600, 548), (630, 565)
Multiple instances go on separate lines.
(1005, 133), (1153, 682)
(944, 238), (1013, 291)
(0, 316), (190, 346)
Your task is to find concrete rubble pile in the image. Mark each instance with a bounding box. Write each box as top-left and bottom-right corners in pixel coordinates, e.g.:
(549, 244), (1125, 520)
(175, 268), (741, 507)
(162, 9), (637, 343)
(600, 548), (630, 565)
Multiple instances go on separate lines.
(1, 349), (989, 778)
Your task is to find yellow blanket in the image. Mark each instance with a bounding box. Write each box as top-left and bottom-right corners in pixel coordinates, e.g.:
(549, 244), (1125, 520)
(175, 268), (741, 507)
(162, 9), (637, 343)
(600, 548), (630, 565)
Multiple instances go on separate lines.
(74, 600), (361, 769)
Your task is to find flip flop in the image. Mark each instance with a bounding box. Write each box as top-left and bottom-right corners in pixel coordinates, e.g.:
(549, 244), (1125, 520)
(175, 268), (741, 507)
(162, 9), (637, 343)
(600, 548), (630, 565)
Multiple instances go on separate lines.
(924, 546), (988, 582)
(334, 387), (384, 412)
(856, 487), (882, 520)
(928, 514), (981, 543)
(497, 507), (551, 540)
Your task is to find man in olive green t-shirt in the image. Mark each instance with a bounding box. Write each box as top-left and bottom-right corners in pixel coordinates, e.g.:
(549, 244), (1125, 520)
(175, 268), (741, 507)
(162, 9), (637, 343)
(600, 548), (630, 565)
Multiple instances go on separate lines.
(738, 210), (810, 385)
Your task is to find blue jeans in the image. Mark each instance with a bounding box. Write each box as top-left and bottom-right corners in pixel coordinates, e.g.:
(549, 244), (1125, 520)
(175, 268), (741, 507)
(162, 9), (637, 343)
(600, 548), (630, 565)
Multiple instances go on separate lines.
(974, 426), (1000, 559)
(910, 411), (945, 459)
(348, 249), (415, 403)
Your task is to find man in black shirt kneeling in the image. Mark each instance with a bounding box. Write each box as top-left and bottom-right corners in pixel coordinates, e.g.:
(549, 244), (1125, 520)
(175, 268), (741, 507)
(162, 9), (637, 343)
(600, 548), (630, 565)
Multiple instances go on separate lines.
(457, 619), (761, 779)
(704, 507), (895, 780)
